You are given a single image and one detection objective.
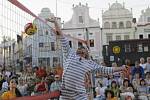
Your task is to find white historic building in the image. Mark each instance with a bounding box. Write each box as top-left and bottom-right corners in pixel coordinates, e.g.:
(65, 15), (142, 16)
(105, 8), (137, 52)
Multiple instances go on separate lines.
(102, 1), (135, 45)
(23, 8), (62, 67)
(136, 7), (150, 39)
(62, 3), (101, 61)
(1, 1), (150, 68)
(0, 40), (16, 67)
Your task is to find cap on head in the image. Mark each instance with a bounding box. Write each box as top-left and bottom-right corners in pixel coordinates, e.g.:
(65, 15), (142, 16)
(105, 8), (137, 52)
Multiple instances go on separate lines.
(77, 46), (88, 54)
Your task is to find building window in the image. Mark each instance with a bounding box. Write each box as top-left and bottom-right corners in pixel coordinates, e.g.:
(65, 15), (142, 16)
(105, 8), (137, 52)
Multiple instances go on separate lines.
(78, 33), (82, 36)
(126, 21), (131, 28)
(125, 44), (131, 52)
(112, 22), (117, 29)
(124, 35), (130, 40)
(144, 29), (150, 32)
(38, 30), (43, 36)
(39, 43), (44, 47)
(53, 57), (59, 67)
(51, 42), (55, 51)
(116, 35), (121, 40)
(78, 42), (83, 48)
(45, 30), (48, 35)
(148, 17), (150, 22)
(106, 35), (112, 43)
(89, 39), (94, 47)
(89, 33), (93, 35)
(138, 44), (143, 52)
(38, 58), (50, 66)
(119, 22), (124, 28)
(69, 41), (72, 48)
(144, 46), (149, 52)
(38, 58), (43, 65)
(104, 22), (110, 29)
(79, 16), (83, 23)
(45, 42), (51, 51)
(105, 46), (108, 56)
(148, 34), (150, 39)
(139, 34), (143, 39)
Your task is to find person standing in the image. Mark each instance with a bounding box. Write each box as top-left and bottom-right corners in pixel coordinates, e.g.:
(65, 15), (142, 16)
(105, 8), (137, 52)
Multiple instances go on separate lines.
(145, 57), (150, 73)
(49, 18), (125, 100)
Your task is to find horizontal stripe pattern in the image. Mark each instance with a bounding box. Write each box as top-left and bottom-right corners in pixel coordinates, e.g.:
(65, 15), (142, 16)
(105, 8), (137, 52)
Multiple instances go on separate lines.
(60, 36), (113, 99)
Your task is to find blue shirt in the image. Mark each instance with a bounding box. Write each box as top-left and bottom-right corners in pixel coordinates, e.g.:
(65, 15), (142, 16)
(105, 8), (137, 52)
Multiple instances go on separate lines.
(132, 66), (144, 78)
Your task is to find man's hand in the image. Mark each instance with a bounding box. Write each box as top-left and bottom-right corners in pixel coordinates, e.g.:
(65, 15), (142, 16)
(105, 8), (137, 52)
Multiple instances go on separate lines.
(46, 17), (56, 23)
(113, 65), (126, 72)
(46, 17), (62, 36)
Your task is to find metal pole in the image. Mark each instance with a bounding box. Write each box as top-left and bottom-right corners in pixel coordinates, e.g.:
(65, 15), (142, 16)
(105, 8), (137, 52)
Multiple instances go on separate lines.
(3, 36), (5, 71)
(56, 0), (57, 17)
(100, 28), (103, 57)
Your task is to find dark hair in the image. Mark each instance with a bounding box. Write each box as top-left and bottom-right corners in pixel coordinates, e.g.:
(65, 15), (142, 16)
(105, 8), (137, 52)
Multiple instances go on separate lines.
(34, 66), (39, 70)
(8, 79), (22, 97)
(145, 72), (150, 77)
(123, 79), (130, 86)
(140, 79), (146, 86)
(105, 89), (114, 98)
(111, 81), (117, 88)
(15, 88), (22, 97)
(8, 87), (22, 97)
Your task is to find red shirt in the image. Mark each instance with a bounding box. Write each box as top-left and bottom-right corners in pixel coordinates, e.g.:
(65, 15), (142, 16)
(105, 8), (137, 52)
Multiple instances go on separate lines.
(36, 82), (47, 92)
(36, 68), (47, 78)
(123, 66), (131, 79)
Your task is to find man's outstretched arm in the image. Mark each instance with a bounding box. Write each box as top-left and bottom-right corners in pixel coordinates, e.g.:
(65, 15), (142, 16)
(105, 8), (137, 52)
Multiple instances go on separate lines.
(88, 61), (125, 75)
(95, 65), (124, 75)
(48, 18), (71, 60)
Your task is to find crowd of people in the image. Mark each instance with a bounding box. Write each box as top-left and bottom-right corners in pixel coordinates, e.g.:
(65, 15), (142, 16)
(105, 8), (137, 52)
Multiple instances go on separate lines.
(0, 18), (149, 100)
(94, 57), (150, 100)
(0, 64), (62, 100)
(0, 57), (149, 100)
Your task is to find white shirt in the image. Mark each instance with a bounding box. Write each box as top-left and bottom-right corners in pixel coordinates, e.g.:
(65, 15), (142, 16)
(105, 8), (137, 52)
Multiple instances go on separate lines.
(95, 86), (107, 96)
(2, 81), (8, 91)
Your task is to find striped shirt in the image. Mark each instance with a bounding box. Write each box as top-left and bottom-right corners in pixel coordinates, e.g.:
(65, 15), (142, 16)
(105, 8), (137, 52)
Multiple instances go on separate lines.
(60, 36), (113, 94)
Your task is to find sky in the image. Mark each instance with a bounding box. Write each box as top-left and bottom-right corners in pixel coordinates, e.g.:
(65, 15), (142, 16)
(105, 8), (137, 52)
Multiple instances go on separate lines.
(0, 0), (150, 42)
(19, 0), (150, 24)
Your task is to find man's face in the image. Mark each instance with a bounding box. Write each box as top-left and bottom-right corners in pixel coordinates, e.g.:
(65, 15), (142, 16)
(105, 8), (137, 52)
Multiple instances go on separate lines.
(140, 58), (145, 63)
(147, 58), (150, 63)
(77, 48), (89, 59)
(135, 62), (140, 67)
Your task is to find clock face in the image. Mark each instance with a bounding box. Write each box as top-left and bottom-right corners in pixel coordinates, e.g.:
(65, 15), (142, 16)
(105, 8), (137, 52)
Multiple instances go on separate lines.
(113, 46), (121, 54)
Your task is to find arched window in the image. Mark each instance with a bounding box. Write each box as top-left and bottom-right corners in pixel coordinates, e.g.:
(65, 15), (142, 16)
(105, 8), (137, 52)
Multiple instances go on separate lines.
(126, 21), (131, 28)
(104, 22), (110, 29)
(119, 22), (124, 28)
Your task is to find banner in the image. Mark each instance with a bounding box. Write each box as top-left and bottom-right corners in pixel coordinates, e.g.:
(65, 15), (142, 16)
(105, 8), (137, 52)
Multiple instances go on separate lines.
(11, 91), (60, 100)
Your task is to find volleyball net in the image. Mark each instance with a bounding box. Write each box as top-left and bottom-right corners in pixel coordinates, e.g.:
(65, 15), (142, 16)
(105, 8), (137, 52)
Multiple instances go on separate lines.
(0, 0), (94, 99)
